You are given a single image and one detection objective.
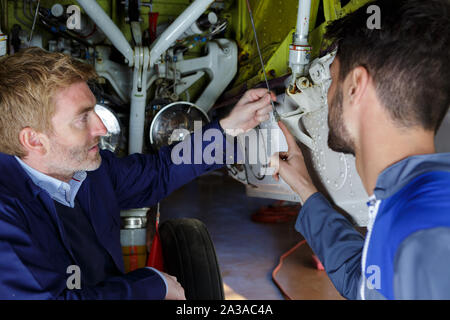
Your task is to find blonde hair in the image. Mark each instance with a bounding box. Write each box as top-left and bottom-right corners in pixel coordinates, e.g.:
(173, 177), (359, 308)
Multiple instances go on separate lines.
(0, 47), (98, 157)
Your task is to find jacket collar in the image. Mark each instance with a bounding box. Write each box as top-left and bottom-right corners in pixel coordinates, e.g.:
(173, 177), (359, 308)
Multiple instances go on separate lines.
(374, 152), (450, 200)
(14, 156), (87, 208)
(0, 152), (43, 200)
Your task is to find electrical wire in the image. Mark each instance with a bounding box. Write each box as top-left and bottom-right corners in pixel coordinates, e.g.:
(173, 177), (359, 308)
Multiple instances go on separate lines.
(209, 20), (227, 36)
(173, 19), (228, 54)
(38, 16), (91, 48)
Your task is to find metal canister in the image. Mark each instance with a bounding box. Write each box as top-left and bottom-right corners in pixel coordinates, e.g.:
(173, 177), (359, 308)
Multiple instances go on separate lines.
(120, 208), (148, 273)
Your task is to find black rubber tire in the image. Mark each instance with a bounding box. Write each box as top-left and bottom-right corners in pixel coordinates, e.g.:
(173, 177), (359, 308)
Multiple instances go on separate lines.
(159, 218), (225, 300)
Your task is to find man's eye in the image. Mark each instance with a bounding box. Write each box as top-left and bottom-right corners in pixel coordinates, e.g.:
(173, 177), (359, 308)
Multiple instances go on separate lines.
(81, 114), (89, 122)
(75, 113), (89, 126)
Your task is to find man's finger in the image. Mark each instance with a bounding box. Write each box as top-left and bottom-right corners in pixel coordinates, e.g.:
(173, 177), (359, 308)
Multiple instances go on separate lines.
(255, 113), (270, 123)
(269, 152), (288, 182)
(269, 153), (280, 172)
(240, 88), (269, 105)
(241, 89), (276, 106)
(247, 94), (272, 113)
(278, 121), (298, 151)
(273, 172), (279, 181)
(256, 104), (273, 117)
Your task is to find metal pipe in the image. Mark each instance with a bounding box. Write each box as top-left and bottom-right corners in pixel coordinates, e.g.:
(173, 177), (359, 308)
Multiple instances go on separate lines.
(13, 0), (32, 30)
(29, 0), (34, 20)
(23, 0), (33, 22)
(288, 0), (312, 81)
(149, 0), (214, 66)
(294, 0), (311, 45)
(76, 0), (134, 65)
(128, 47), (150, 154)
(129, 94), (147, 154)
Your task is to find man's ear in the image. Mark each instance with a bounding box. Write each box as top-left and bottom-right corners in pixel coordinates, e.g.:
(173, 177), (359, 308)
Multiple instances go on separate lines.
(347, 66), (370, 106)
(19, 127), (49, 156)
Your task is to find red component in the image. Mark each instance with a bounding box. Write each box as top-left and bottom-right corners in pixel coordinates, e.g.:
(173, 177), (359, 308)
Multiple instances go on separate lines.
(251, 200), (300, 223)
(146, 220), (164, 271)
(311, 254), (325, 271)
(148, 12), (159, 43)
(272, 240), (307, 300)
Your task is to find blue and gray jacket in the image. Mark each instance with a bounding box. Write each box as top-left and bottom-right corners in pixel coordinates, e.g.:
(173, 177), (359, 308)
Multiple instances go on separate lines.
(296, 152), (450, 299)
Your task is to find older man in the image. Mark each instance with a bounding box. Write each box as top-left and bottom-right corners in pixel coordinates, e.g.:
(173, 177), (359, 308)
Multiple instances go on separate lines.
(272, 0), (450, 299)
(0, 47), (274, 299)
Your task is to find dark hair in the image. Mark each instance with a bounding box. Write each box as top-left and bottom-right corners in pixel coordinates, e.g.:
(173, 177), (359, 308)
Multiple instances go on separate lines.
(324, 0), (450, 132)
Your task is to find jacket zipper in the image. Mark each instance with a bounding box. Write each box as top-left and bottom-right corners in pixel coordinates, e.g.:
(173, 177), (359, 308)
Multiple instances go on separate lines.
(360, 195), (381, 300)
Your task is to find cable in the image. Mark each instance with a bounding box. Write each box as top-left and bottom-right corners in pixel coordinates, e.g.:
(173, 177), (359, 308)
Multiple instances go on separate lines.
(244, 0), (280, 121)
(208, 20), (227, 37)
(38, 13), (92, 48)
(28, 0), (40, 42)
(272, 239), (307, 300)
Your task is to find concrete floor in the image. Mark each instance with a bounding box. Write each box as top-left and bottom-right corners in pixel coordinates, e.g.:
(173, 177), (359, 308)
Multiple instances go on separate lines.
(159, 169), (343, 300)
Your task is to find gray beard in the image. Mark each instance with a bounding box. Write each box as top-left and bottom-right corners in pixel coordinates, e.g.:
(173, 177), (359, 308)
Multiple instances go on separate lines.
(46, 140), (101, 181)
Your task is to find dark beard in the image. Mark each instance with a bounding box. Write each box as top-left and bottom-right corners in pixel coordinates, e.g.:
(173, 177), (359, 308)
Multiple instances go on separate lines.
(327, 86), (355, 155)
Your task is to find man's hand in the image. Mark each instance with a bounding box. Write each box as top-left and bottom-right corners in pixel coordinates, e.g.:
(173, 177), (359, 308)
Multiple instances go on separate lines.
(270, 121), (318, 203)
(219, 88), (276, 136)
(161, 271), (186, 300)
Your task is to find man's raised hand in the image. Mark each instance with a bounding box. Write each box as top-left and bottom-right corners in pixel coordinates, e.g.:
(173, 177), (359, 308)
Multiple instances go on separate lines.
(270, 121), (318, 203)
(219, 88), (276, 136)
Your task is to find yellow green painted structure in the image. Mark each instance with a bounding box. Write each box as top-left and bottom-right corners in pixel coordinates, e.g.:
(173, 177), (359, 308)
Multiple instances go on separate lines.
(0, 0), (372, 95)
(229, 0), (372, 90)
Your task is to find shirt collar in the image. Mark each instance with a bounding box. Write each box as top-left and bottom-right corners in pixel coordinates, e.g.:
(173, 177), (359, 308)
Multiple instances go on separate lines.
(14, 156), (87, 207)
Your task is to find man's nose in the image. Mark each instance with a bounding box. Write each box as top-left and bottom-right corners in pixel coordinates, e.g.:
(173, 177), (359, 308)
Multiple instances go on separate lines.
(92, 112), (108, 137)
